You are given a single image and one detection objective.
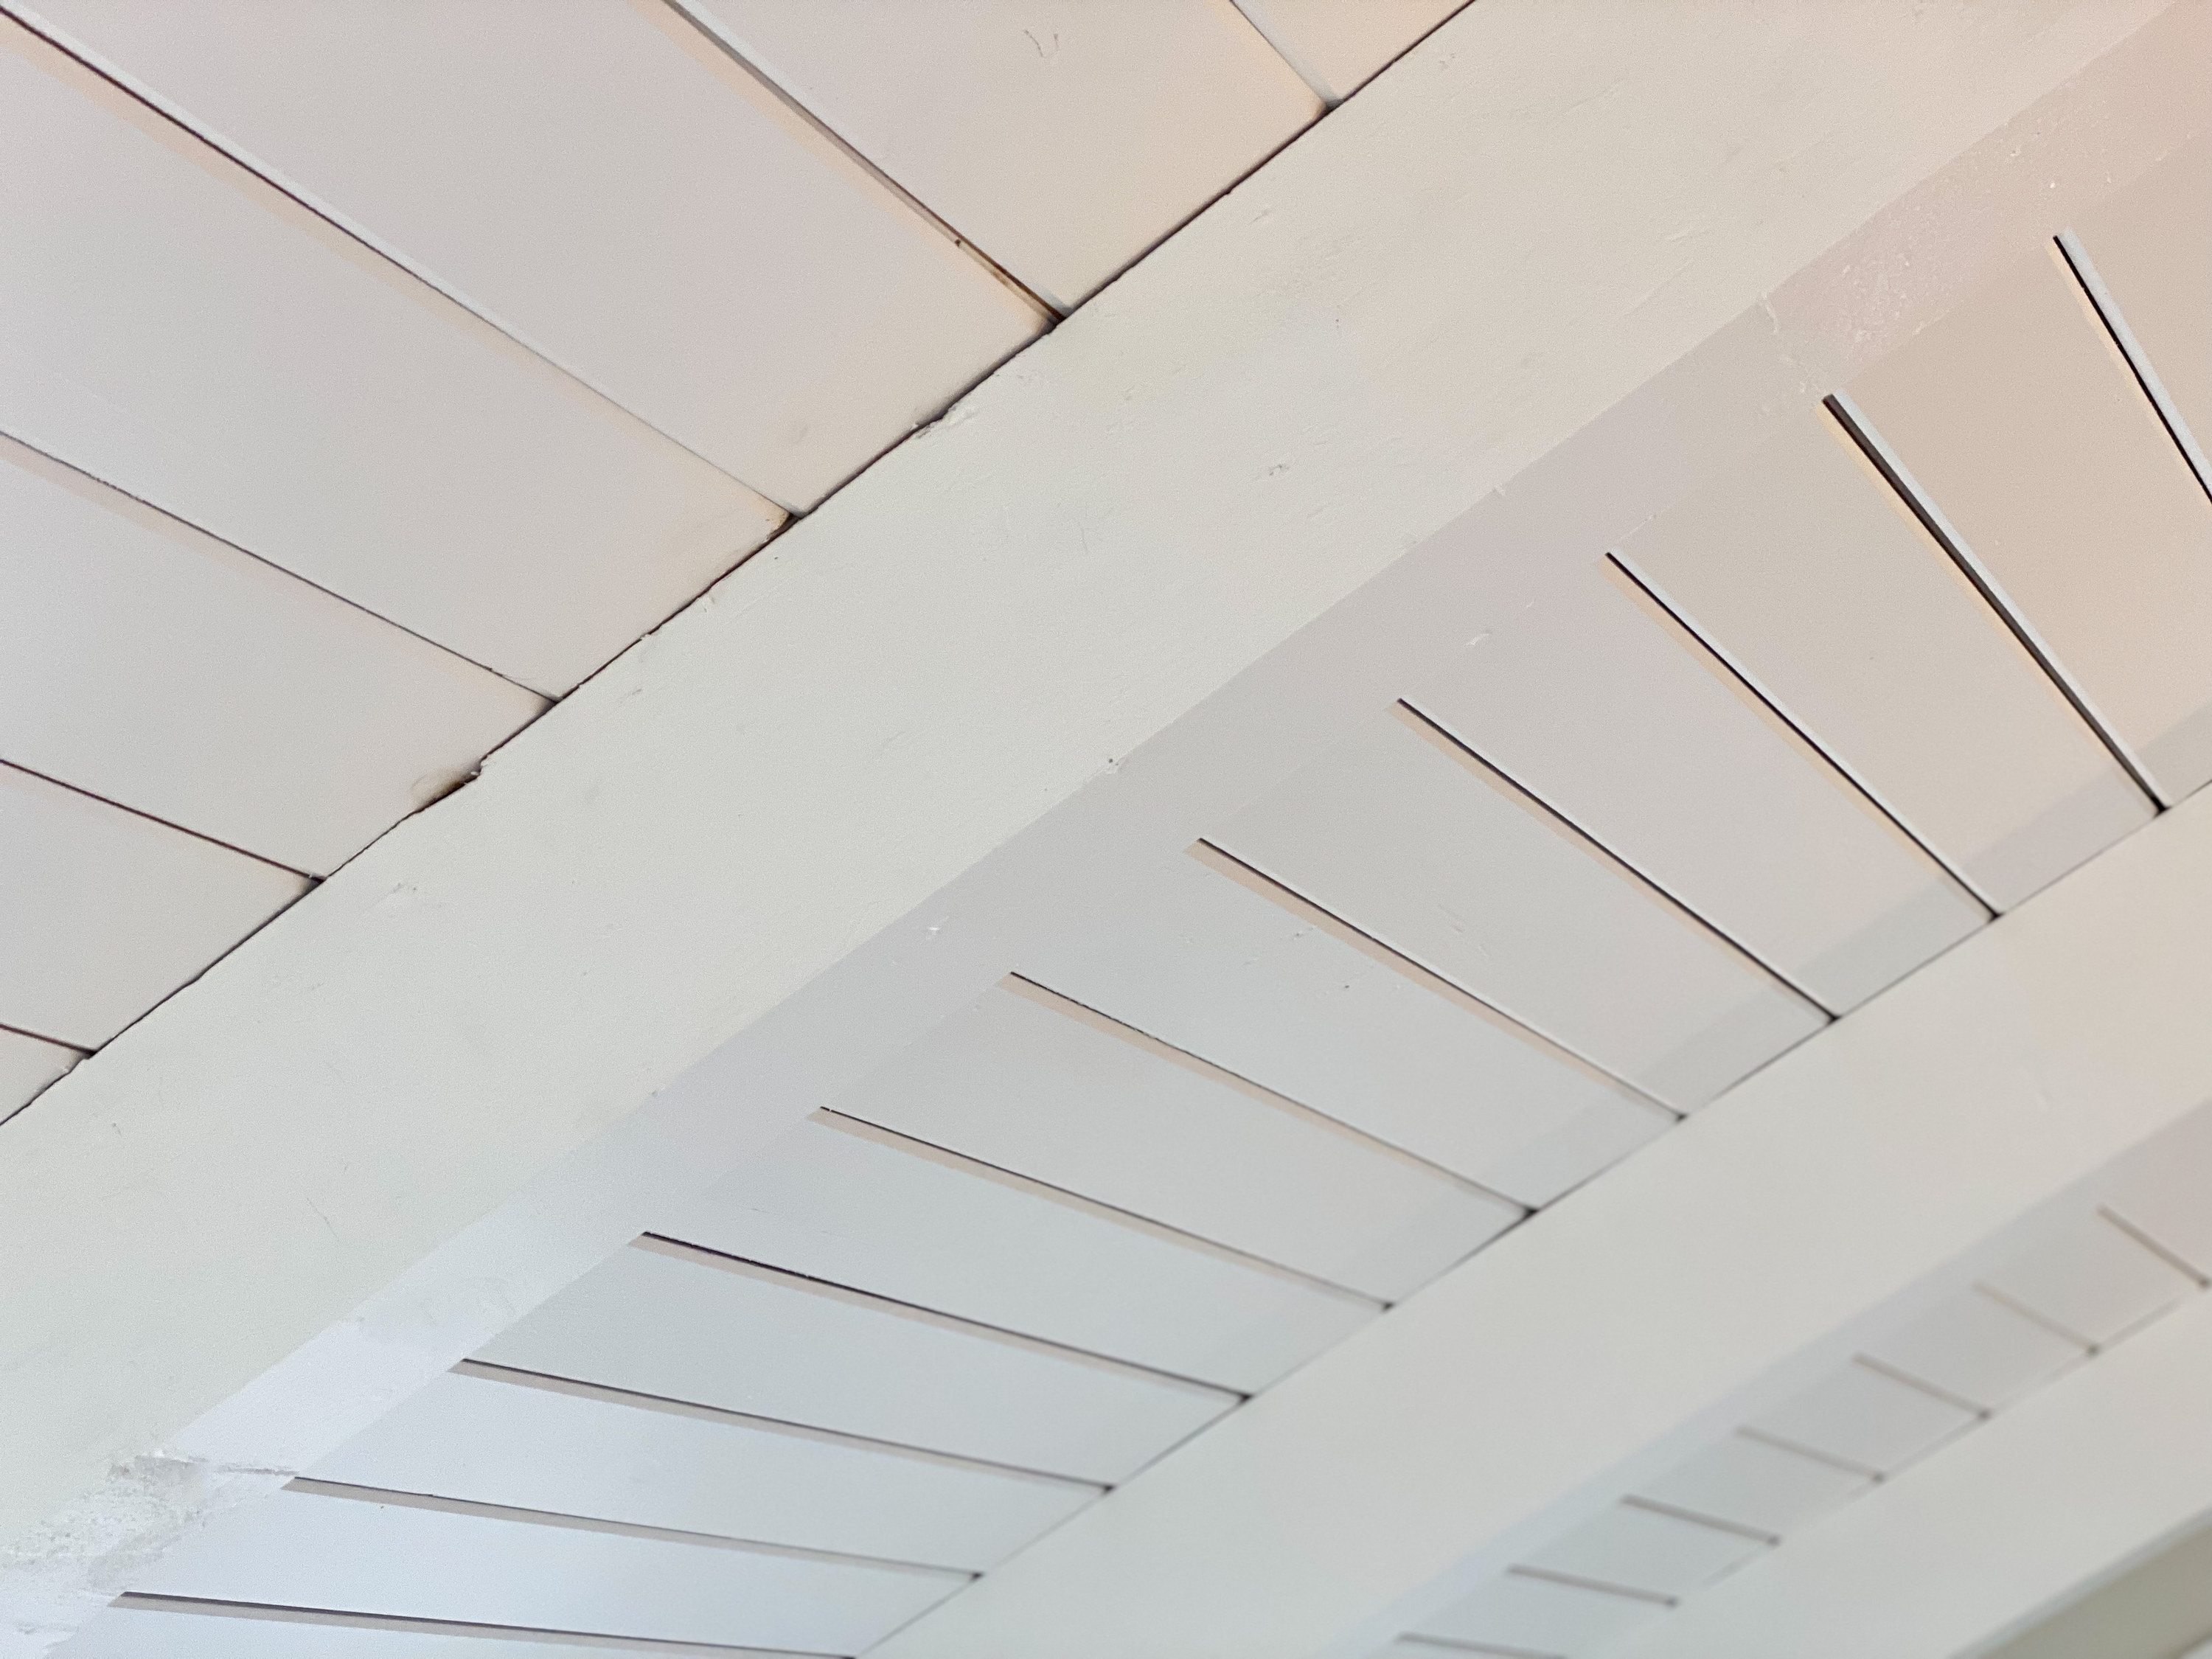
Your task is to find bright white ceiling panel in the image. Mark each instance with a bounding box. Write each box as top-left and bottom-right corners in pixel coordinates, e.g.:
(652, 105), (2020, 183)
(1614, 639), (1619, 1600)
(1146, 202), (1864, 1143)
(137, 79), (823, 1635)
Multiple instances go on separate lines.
(0, 763), (305, 1048)
(1846, 243), (2212, 805)
(130, 1486), (962, 1654)
(473, 1241), (1234, 1484)
(1619, 410), (2150, 913)
(1980, 1213), (2199, 1347)
(1861, 1287), (2086, 1410)
(310, 1367), (1093, 1572)
(2070, 136), (2212, 476)
(1413, 1571), (1666, 1655)
(1018, 847), (1670, 1207)
(661, 1113), (1377, 1392)
(1633, 1433), (1869, 1539)
(64, 1603), (784, 1659)
(1231, 0), (1463, 102)
(1744, 1361), (1975, 1475)
(836, 980), (1520, 1302)
(684, 0), (1320, 312)
(1214, 710), (1826, 1109)
(1521, 1502), (1766, 1600)
(27, 0), (1046, 510)
(0, 21), (782, 693)
(1413, 563), (1984, 1012)
(0, 1024), (80, 1124)
(0, 437), (544, 876)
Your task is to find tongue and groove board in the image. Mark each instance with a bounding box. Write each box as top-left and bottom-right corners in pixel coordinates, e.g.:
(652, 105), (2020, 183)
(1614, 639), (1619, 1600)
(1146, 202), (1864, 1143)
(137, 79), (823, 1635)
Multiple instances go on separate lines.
(24, 0), (1046, 510)
(1846, 242), (2212, 807)
(680, 0), (1321, 312)
(1408, 559), (1985, 1013)
(69, 1604), (779, 1659)
(1214, 710), (1828, 1110)
(1615, 409), (2150, 914)
(1230, 0), (1467, 102)
(0, 1025), (80, 1122)
(1412, 1570), (1667, 1655)
(2070, 134), (2212, 480)
(0, 18), (782, 694)
(0, 763), (305, 1048)
(832, 979), (1522, 1301)
(661, 1113), (1377, 1392)
(473, 1241), (1236, 1484)
(310, 1367), (1095, 1573)
(0, 434), (544, 877)
(1017, 846), (1669, 1208)
(130, 1485), (964, 1655)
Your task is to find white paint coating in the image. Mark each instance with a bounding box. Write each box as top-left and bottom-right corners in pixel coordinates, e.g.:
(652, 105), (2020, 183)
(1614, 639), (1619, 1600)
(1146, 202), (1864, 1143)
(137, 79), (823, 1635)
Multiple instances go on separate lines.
(1862, 1290), (2087, 1411)
(0, 764), (305, 1048)
(60, 1603), (792, 1659)
(875, 783), (2212, 1658)
(2107, 1106), (2212, 1278)
(1847, 242), (2212, 804)
(835, 981), (1520, 1301)
(1634, 1435), (1870, 1540)
(1980, 1212), (2198, 1346)
(0, 18), (783, 691)
(1619, 408), (2151, 911)
(661, 1113), (1377, 1391)
(1520, 1503), (1767, 1599)
(1230, 0), (1462, 102)
(1745, 1363), (1977, 1475)
(686, 0), (1320, 311)
(2071, 134), (2212, 478)
(1413, 1571), (1664, 1654)
(0, 435), (545, 875)
(1410, 559), (1985, 1011)
(1216, 709), (1826, 1105)
(130, 1486), (962, 1653)
(474, 1242), (1235, 1482)
(0, 0), (2191, 1619)
(0, 1026), (79, 1124)
(307, 1368), (1094, 1571)
(1613, 1286), (2212, 1659)
(21, 0), (1043, 509)
(1018, 847), (1669, 1206)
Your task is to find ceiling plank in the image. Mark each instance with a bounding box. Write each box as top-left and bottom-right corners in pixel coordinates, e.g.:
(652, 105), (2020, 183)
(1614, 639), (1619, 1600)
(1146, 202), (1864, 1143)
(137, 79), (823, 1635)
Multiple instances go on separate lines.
(0, 18), (782, 695)
(872, 784), (2212, 1657)
(1616, 410), (2151, 914)
(1844, 242), (2212, 805)
(129, 1485), (962, 1655)
(1613, 1284), (2212, 1659)
(1, 6), (2197, 1649)
(0, 434), (546, 876)
(680, 0), (1321, 313)
(0, 762), (306, 1048)
(19, 0), (1045, 509)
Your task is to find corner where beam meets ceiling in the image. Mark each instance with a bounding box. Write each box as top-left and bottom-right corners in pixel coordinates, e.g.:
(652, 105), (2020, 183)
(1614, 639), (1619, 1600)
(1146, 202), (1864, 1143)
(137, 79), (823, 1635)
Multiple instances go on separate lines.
(876, 749), (2212, 1659)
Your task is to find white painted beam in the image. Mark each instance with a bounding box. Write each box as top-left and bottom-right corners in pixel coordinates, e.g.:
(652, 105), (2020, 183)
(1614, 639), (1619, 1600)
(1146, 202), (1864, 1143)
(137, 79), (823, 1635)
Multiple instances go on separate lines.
(873, 787), (2212, 1658)
(1982, 1522), (2212, 1659)
(1, 2), (2199, 1650)
(1611, 1282), (2212, 1659)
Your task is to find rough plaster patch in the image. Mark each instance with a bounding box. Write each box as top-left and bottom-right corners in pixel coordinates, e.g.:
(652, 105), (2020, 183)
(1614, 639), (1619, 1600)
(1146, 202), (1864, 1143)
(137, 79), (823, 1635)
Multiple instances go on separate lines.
(0, 1456), (288, 1659)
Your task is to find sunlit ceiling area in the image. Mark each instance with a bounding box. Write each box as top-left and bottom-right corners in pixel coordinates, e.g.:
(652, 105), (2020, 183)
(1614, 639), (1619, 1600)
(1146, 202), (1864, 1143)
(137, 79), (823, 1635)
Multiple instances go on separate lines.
(4, 5), (2211, 1659)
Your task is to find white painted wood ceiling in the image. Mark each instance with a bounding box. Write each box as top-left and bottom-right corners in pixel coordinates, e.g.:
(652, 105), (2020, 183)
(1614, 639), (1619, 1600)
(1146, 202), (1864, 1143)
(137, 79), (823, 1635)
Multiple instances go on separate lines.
(0, 0), (1425, 1117)
(6, 6), (2212, 1659)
